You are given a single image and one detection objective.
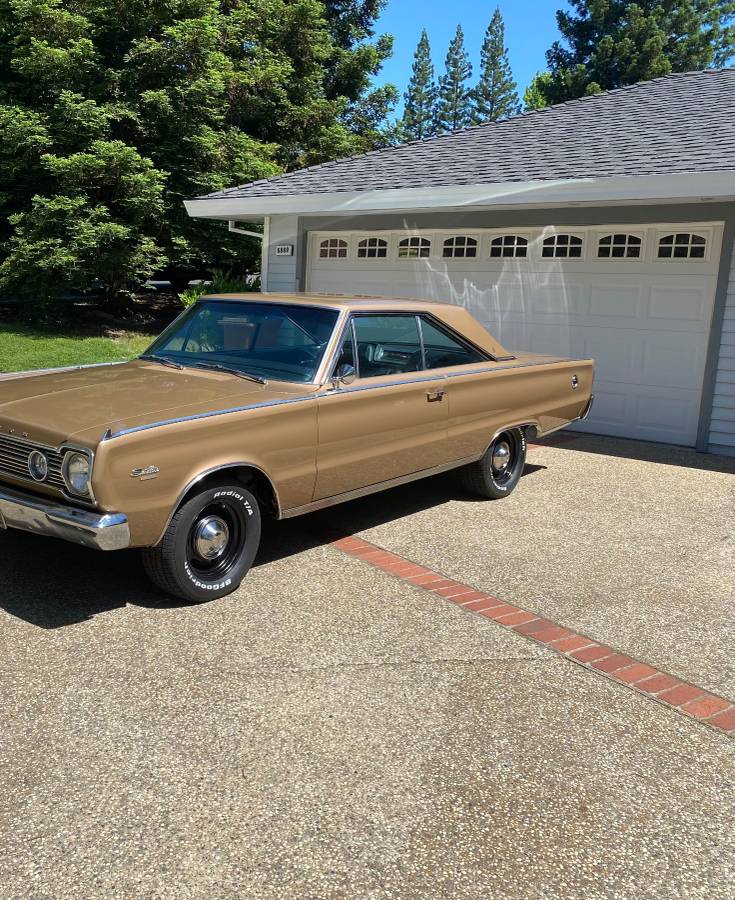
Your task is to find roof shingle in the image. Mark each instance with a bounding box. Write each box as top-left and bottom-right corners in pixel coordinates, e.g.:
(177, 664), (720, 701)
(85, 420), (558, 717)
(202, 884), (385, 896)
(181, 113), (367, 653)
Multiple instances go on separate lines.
(198, 69), (735, 200)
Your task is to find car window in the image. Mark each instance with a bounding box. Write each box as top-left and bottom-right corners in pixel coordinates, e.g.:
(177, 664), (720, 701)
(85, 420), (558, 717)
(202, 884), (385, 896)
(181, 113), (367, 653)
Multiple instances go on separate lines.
(146, 300), (339, 383)
(352, 315), (422, 377)
(419, 317), (486, 369)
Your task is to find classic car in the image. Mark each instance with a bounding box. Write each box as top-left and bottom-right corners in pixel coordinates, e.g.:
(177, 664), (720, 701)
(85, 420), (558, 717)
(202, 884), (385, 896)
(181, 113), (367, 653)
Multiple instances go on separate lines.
(0, 294), (594, 602)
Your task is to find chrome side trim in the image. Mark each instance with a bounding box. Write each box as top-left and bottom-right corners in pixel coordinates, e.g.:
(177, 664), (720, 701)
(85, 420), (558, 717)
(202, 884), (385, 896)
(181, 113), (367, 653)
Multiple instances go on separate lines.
(155, 461), (283, 545)
(106, 356), (577, 439)
(280, 455), (481, 519)
(0, 483), (129, 551)
(106, 394), (318, 440)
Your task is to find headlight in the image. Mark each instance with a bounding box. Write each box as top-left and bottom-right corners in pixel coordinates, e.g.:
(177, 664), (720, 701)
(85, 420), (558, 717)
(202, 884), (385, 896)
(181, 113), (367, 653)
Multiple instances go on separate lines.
(28, 450), (49, 482)
(63, 451), (92, 497)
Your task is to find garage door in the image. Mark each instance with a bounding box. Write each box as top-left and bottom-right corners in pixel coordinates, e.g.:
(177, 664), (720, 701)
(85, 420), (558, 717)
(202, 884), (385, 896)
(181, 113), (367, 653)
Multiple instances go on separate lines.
(306, 223), (722, 445)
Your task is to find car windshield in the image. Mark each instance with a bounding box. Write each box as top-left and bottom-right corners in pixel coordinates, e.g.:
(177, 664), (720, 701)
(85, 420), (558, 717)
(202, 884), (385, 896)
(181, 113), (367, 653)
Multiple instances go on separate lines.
(144, 300), (340, 384)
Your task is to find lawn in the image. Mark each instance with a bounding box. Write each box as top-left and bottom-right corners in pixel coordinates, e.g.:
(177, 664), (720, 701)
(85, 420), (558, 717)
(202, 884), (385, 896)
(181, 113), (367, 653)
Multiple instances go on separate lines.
(0, 324), (154, 373)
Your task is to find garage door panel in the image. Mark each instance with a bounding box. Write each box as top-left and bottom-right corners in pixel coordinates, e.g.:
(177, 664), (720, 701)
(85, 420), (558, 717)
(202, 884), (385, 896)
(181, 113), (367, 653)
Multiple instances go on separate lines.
(648, 282), (715, 323)
(307, 223), (721, 445)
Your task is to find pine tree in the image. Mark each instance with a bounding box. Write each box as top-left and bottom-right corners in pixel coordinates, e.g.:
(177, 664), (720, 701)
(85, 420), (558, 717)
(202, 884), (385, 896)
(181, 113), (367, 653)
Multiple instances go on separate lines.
(436, 25), (473, 133)
(472, 7), (520, 123)
(540, 0), (735, 105)
(401, 30), (437, 140)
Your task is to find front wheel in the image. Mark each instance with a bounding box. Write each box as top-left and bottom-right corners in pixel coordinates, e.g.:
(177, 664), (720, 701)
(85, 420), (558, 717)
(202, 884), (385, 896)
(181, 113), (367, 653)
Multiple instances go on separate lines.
(459, 428), (527, 500)
(142, 484), (261, 603)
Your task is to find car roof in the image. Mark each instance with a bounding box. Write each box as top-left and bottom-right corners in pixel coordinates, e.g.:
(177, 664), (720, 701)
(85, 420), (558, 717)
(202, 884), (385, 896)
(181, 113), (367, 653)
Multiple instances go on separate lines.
(198, 292), (458, 313)
(197, 293), (512, 359)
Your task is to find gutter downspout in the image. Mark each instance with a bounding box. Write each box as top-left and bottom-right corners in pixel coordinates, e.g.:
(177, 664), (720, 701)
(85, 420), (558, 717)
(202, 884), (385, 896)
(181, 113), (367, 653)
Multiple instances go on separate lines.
(260, 216), (271, 291)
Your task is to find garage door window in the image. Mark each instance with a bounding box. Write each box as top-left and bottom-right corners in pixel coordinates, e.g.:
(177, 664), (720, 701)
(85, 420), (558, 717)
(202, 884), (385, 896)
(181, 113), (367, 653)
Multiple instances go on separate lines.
(490, 235), (528, 258)
(357, 238), (388, 259)
(443, 236), (478, 258)
(542, 234), (583, 258)
(657, 233), (707, 259)
(398, 237), (431, 259)
(598, 234), (642, 259)
(319, 238), (348, 259)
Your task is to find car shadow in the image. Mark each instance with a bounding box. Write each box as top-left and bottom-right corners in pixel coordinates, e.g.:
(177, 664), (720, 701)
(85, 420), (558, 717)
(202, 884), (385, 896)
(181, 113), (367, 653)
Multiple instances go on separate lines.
(540, 431), (735, 474)
(0, 463), (546, 629)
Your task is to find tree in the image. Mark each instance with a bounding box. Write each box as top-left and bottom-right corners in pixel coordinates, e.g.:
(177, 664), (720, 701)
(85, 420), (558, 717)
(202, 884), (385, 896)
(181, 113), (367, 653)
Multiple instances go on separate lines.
(540, 0), (735, 105)
(523, 72), (553, 110)
(436, 24), (473, 133)
(401, 29), (438, 140)
(472, 6), (521, 123)
(0, 0), (397, 309)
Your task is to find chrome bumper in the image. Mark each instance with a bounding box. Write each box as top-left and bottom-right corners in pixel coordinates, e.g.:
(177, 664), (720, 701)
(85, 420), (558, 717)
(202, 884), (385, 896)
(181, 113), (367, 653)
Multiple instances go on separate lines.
(0, 484), (129, 551)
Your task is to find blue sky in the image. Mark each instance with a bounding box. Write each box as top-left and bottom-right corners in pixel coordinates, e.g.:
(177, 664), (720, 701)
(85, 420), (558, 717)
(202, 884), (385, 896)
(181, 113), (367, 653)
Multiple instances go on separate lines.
(374, 0), (564, 113)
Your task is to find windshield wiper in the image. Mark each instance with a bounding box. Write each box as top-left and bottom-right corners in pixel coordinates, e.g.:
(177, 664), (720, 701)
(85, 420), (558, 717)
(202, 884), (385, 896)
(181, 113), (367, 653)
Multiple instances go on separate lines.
(189, 362), (268, 385)
(139, 354), (184, 370)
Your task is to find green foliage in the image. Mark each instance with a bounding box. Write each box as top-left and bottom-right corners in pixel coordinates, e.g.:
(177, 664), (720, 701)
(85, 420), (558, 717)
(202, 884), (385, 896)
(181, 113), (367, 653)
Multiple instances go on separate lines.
(472, 7), (520, 123)
(436, 24), (473, 133)
(523, 72), (554, 111)
(0, 0), (396, 308)
(179, 274), (261, 308)
(540, 0), (735, 104)
(401, 29), (437, 141)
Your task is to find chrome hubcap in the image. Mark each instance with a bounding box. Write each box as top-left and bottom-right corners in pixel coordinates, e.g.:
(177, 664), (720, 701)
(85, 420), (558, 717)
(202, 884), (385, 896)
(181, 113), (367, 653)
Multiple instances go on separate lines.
(193, 515), (230, 561)
(492, 441), (511, 473)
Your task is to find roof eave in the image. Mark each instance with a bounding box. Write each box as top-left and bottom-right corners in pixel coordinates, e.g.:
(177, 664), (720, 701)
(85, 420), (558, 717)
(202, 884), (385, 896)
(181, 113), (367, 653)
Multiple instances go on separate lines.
(185, 171), (735, 220)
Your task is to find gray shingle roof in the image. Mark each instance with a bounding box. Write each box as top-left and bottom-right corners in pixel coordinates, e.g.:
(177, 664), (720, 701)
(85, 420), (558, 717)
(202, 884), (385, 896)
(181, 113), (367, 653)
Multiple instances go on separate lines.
(198, 68), (735, 200)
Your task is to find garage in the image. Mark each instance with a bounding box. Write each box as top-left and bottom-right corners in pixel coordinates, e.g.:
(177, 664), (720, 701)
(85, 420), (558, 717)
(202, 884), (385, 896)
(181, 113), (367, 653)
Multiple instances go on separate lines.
(306, 223), (723, 446)
(186, 69), (735, 455)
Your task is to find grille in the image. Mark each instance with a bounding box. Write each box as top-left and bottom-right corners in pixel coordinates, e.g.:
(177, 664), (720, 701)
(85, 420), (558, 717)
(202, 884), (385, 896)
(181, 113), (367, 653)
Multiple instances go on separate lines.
(0, 435), (66, 490)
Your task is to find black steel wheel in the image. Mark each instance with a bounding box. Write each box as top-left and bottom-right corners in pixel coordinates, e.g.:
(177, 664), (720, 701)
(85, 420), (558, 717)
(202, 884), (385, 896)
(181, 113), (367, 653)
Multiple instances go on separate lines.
(459, 428), (527, 499)
(142, 484), (261, 603)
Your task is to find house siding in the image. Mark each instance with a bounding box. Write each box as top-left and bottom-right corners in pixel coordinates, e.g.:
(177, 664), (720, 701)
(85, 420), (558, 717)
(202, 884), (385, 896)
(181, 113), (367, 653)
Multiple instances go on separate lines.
(708, 235), (735, 454)
(264, 215), (303, 292)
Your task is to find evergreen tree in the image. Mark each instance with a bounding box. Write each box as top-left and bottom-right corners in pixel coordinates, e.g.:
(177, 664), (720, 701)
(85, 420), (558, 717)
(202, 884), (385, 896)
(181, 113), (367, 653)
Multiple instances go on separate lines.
(472, 6), (520, 123)
(401, 29), (437, 140)
(0, 0), (397, 308)
(436, 24), (473, 133)
(540, 0), (735, 105)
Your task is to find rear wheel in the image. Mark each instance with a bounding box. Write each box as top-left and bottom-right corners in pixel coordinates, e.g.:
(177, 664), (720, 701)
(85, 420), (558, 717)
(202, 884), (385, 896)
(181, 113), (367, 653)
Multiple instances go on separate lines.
(459, 428), (527, 499)
(142, 484), (261, 603)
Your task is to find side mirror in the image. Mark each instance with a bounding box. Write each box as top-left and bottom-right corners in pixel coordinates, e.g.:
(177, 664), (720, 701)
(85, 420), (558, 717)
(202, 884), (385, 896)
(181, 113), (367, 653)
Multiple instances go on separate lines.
(332, 363), (356, 388)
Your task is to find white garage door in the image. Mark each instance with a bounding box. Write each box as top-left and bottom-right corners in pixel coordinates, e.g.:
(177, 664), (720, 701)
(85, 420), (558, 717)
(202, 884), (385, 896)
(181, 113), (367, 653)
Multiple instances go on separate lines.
(307, 223), (722, 445)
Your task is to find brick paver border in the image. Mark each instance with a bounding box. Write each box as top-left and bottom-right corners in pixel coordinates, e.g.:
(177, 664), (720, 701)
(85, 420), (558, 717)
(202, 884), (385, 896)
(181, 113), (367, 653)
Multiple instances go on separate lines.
(333, 535), (735, 738)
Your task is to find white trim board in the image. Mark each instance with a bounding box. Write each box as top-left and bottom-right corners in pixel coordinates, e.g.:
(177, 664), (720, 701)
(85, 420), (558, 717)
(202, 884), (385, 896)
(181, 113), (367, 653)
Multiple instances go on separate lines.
(185, 172), (735, 220)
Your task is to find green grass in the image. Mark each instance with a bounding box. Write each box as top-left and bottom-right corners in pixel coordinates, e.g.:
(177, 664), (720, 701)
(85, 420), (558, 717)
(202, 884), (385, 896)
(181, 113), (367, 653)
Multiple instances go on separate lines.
(0, 324), (154, 373)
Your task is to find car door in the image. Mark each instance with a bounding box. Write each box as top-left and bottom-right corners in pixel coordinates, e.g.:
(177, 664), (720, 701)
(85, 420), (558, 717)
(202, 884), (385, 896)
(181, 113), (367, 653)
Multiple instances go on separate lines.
(314, 313), (450, 500)
(417, 315), (501, 462)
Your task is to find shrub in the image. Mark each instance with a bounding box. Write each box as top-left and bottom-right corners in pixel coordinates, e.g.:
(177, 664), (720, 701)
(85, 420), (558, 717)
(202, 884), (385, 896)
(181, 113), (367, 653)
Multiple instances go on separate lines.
(179, 275), (261, 307)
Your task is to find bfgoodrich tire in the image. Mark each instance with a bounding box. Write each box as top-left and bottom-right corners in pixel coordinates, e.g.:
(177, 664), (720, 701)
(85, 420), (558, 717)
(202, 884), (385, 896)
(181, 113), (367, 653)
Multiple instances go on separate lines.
(459, 428), (527, 500)
(142, 484), (261, 603)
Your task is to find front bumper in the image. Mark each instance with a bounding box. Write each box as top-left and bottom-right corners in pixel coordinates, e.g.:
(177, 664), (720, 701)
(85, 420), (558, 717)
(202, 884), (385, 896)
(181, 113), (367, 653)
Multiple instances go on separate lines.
(0, 483), (129, 551)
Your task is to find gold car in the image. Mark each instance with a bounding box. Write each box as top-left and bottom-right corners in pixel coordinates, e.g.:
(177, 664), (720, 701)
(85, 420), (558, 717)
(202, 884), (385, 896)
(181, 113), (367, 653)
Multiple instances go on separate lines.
(0, 294), (594, 602)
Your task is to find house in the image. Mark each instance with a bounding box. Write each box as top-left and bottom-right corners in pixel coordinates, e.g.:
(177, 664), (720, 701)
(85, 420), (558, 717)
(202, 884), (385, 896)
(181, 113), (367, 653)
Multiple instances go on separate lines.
(185, 68), (735, 455)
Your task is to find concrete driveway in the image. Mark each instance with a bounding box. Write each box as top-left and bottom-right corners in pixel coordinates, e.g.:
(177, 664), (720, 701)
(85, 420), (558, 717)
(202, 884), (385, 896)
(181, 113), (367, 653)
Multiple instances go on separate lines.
(0, 435), (733, 898)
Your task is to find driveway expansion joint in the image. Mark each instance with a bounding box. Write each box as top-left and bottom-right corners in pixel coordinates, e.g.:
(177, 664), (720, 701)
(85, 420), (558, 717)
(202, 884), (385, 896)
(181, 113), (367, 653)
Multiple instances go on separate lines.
(332, 535), (735, 739)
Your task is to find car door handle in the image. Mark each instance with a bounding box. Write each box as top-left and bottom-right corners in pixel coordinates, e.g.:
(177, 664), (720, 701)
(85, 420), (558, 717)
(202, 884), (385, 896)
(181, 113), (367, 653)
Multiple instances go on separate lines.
(426, 389), (446, 403)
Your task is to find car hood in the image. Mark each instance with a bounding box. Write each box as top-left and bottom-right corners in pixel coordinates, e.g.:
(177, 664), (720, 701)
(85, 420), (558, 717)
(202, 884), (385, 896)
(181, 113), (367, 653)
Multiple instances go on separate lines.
(0, 361), (310, 447)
